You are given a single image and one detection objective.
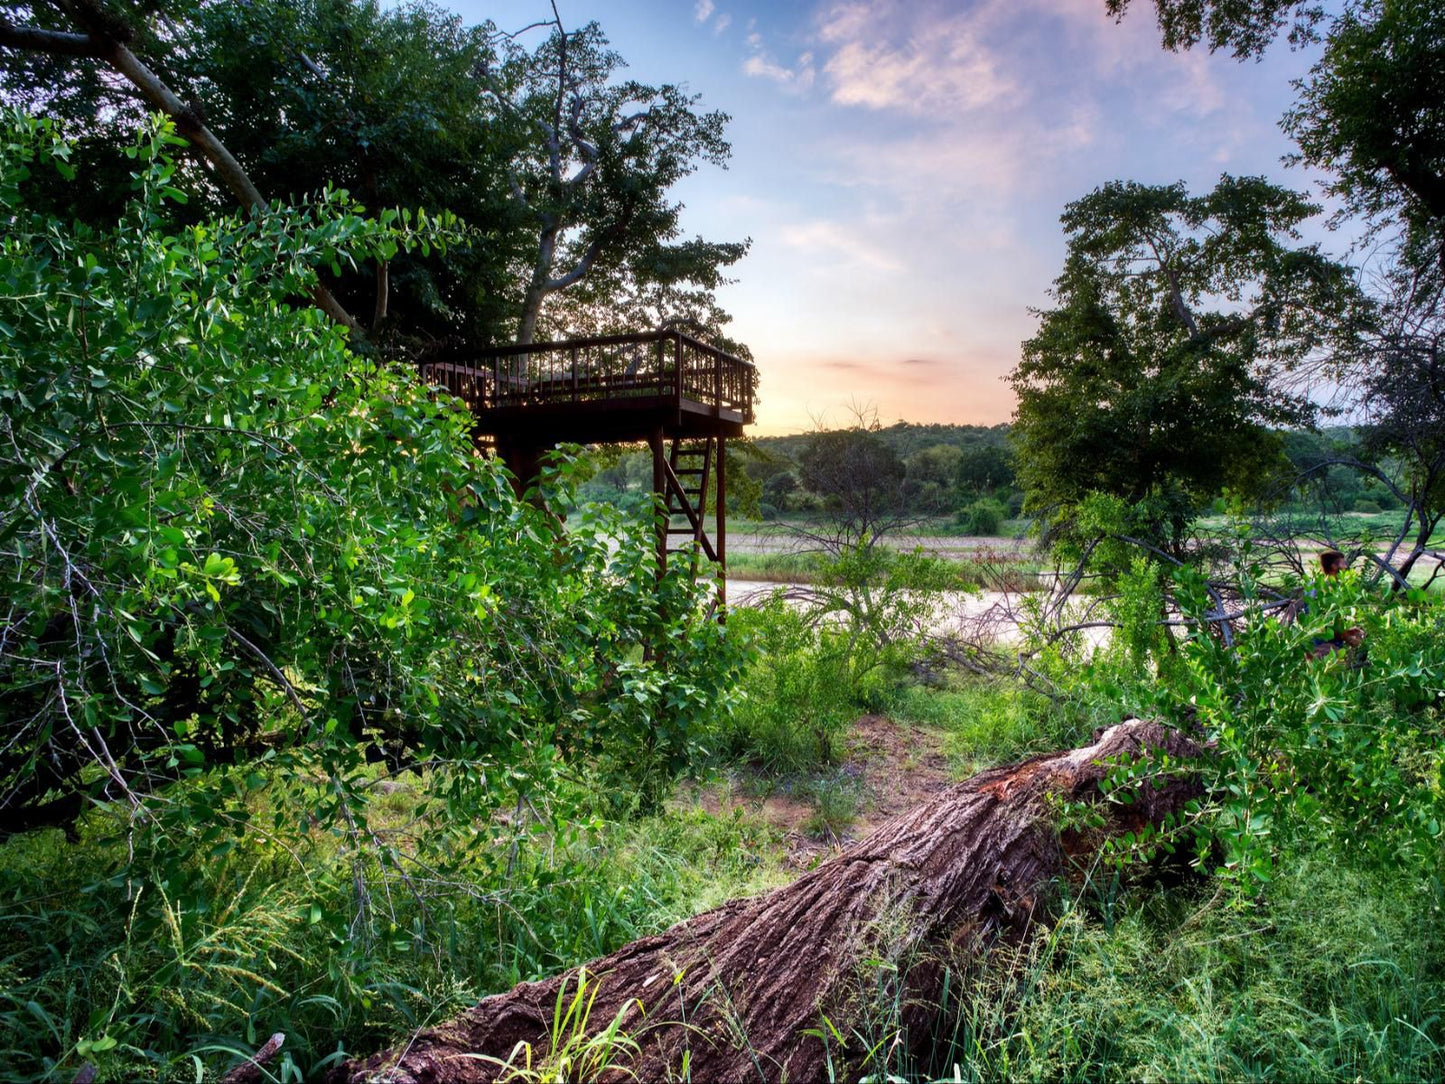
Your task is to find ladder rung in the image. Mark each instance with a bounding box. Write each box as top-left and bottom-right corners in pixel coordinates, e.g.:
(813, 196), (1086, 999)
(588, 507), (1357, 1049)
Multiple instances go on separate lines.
(674, 468), (705, 475)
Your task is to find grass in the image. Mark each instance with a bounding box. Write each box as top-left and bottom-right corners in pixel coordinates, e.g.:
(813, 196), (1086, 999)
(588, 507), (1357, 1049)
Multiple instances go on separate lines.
(8, 584), (1443, 1083)
(0, 794), (791, 1082)
(926, 844), (1445, 1082)
(885, 680), (1084, 777)
(726, 550), (822, 584)
(798, 771), (865, 841)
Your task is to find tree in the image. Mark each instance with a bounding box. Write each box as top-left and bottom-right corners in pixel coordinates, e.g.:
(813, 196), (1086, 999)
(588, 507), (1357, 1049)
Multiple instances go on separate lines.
(170, 0), (524, 342)
(1104, 0), (1326, 59)
(0, 1), (749, 350)
(0, 114), (738, 843)
(797, 426), (908, 550)
(903, 442), (963, 512)
(1010, 176), (1357, 551)
(1283, 0), (1445, 273)
(1106, 0), (1445, 583)
(955, 442), (1015, 498)
(481, 13), (745, 345)
(0, 0), (364, 330)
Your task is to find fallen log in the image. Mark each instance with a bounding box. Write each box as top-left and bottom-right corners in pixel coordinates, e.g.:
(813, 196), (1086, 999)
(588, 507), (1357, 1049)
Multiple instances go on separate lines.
(340, 719), (1202, 1084)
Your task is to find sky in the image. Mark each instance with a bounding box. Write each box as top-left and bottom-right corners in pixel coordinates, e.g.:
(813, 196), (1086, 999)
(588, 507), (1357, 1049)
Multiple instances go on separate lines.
(454, 0), (1337, 435)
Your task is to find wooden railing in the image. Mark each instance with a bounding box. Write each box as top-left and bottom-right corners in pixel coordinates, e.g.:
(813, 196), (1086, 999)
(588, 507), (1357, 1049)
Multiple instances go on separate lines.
(421, 331), (756, 424)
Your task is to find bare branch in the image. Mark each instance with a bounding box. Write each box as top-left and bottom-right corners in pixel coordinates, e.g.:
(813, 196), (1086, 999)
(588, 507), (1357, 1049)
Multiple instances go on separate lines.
(0, 16), (105, 57)
(544, 231), (607, 292)
(223, 626), (308, 719)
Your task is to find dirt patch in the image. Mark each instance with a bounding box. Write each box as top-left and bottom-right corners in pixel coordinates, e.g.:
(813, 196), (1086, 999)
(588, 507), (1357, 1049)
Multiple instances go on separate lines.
(846, 714), (953, 832)
(678, 715), (953, 869)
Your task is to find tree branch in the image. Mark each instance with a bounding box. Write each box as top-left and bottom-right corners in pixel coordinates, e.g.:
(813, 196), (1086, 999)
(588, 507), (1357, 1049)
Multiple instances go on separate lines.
(372, 260), (389, 331)
(0, 16), (105, 57)
(544, 231), (608, 292)
(21, 1), (362, 333)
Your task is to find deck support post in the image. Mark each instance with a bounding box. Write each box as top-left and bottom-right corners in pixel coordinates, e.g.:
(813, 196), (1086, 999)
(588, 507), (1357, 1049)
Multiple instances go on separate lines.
(649, 427), (667, 581)
(716, 435), (726, 618)
(496, 438), (545, 502)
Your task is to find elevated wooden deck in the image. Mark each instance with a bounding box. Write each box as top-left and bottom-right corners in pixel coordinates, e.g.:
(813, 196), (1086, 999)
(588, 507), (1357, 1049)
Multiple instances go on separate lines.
(420, 331), (756, 607)
(420, 330), (756, 445)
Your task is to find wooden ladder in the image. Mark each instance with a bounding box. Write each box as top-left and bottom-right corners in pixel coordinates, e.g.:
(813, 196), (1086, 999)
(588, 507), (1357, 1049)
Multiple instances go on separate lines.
(661, 437), (718, 574)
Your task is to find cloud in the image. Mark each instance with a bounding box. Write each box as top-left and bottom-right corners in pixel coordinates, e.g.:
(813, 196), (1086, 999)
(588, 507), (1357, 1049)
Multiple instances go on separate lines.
(777, 220), (903, 272)
(742, 47), (816, 91)
(818, 0), (1014, 114)
(693, 0), (714, 24)
(714, 13), (732, 33)
(899, 357), (940, 366)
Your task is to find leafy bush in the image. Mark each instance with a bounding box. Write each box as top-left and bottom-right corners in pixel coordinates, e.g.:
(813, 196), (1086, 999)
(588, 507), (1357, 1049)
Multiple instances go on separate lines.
(960, 497), (1007, 535)
(0, 113), (747, 1078)
(1075, 556), (1445, 884)
(723, 598), (856, 770)
(1171, 567), (1445, 881)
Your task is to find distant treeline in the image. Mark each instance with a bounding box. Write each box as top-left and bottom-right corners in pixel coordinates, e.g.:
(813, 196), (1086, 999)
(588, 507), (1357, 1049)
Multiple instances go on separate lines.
(572, 421), (1405, 531)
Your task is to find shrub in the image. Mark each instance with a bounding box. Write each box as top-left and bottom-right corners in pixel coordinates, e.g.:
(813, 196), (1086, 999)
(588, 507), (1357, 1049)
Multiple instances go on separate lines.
(0, 113), (747, 1077)
(960, 497), (1008, 535)
(1086, 563), (1445, 884)
(724, 599), (855, 771)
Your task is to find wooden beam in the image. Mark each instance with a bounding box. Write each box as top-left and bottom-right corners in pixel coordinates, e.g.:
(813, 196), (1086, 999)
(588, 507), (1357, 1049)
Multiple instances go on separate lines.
(660, 457), (717, 564)
(649, 428), (666, 579)
(717, 435), (727, 615)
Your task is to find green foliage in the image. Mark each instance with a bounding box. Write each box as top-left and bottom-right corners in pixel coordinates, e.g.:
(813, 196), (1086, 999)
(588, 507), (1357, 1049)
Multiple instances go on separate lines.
(1076, 554), (1445, 884)
(798, 428), (908, 546)
(1105, 0), (1327, 59)
(954, 441), (1015, 499)
(1111, 555), (1173, 667)
(959, 497), (1007, 536)
(810, 543), (958, 699)
(0, 787), (786, 1081)
(1011, 176), (1357, 552)
(0, 112), (749, 1076)
(723, 599), (855, 771)
(0, 2), (749, 350)
(939, 844), (1445, 1082)
(887, 681), (1077, 777)
(1284, 0), (1445, 261)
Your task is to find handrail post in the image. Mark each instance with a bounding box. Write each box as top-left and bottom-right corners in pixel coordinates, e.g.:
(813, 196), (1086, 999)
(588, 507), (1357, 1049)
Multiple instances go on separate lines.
(674, 333), (683, 402)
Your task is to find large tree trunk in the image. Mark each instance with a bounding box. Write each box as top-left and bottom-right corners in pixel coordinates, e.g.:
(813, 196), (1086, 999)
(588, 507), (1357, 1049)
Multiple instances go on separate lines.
(338, 719), (1202, 1084)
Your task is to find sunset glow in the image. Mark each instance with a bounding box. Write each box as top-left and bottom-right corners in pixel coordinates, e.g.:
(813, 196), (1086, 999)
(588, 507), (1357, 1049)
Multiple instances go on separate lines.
(466, 0), (1333, 434)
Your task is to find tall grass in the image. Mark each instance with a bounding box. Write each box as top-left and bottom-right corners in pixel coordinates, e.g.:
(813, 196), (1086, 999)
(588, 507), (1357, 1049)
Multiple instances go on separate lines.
(798, 842), (1444, 1083)
(885, 681), (1086, 777)
(0, 798), (787, 1082)
(928, 844), (1445, 1082)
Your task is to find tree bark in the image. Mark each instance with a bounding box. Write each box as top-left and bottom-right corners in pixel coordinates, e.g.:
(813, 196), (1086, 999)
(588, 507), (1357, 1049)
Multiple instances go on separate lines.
(338, 719), (1202, 1084)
